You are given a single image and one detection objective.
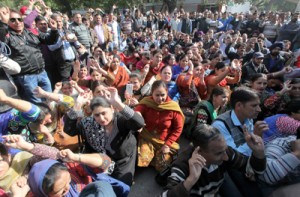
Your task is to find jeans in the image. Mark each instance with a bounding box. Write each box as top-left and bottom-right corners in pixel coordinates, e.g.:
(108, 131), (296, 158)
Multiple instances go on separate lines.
(14, 70), (52, 104)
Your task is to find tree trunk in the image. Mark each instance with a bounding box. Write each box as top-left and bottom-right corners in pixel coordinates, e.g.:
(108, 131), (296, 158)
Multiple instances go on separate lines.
(163, 0), (177, 13)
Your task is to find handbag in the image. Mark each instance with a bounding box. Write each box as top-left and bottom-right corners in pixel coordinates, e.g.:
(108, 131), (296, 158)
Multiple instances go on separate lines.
(53, 106), (79, 152)
(155, 153), (177, 187)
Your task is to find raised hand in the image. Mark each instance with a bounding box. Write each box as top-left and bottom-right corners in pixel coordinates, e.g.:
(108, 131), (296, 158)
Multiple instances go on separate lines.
(48, 18), (57, 30)
(59, 149), (76, 162)
(243, 126), (265, 159)
(253, 121), (269, 137)
(33, 86), (47, 98)
(184, 146), (206, 191)
(279, 80), (292, 94)
(0, 6), (10, 24)
(104, 87), (121, 105)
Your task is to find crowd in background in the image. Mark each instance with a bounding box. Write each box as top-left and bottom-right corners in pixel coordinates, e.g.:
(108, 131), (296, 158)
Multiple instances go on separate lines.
(0, 0), (300, 196)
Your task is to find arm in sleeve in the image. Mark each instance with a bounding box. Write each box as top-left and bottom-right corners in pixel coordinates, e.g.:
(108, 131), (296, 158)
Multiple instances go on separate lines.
(38, 29), (60, 45)
(0, 55), (21, 75)
(165, 111), (184, 147)
(120, 105), (145, 131)
(23, 10), (39, 29)
(259, 153), (300, 185)
(19, 104), (41, 123)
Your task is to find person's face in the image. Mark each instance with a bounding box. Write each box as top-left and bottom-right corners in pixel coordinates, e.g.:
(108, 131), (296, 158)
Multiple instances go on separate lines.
(168, 56), (176, 65)
(239, 99), (261, 119)
(95, 16), (102, 24)
(179, 57), (188, 67)
(152, 86), (168, 104)
(152, 53), (163, 66)
(253, 57), (264, 65)
(200, 136), (228, 166)
(55, 16), (63, 29)
(42, 113), (53, 126)
(290, 83), (300, 98)
(127, 77), (140, 91)
(251, 76), (267, 93)
(61, 84), (73, 96)
(8, 12), (24, 33)
(48, 170), (71, 197)
(91, 71), (102, 81)
(83, 20), (90, 27)
(36, 20), (48, 33)
(0, 154), (11, 179)
(291, 14), (299, 22)
(103, 16), (109, 23)
(193, 65), (203, 77)
(93, 85), (108, 97)
(142, 56), (150, 64)
(111, 57), (120, 70)
(213, 93), (229, 108)
(215, 67), (226, 76)
(186, 50), (193, 59)
(73, 14), (82, 24)
(79, 67), (88, 78)
(63, 15), (69, 22)
(160, 66), (172, 82)
(93, 106), (114, 126)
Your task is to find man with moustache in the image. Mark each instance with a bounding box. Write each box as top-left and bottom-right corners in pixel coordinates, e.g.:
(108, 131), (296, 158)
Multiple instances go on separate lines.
(263, 43), (285, 73)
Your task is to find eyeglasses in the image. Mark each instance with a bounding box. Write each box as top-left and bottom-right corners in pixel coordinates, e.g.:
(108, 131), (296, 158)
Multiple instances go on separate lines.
(9, 18), (23, 23)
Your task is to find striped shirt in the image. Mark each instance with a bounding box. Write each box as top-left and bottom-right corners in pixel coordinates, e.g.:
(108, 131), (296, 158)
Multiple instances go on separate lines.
(259, 136), (300, 185)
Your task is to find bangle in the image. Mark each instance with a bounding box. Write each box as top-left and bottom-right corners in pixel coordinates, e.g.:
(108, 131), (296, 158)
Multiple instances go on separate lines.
(78, 153), (81, 163)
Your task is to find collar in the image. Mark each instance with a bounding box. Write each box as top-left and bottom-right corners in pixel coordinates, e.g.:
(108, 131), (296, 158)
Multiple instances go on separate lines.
(231, 110), (253, 127)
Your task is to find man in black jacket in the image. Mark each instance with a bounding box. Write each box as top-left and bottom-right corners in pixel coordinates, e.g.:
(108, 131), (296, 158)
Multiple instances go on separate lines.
(1, 9), (59, 103)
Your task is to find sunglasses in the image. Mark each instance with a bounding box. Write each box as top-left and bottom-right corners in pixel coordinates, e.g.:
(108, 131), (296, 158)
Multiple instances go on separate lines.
(9, 18), (24, 23)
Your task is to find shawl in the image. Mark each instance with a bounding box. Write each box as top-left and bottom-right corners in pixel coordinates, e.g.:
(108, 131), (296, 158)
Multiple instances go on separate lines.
(28, 159), (80, 197)
(0, 151), (32, 192)
(138, 96), (185, 124)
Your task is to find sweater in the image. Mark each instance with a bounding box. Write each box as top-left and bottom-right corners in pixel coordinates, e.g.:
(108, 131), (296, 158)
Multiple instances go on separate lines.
(163, 145), (266, 197)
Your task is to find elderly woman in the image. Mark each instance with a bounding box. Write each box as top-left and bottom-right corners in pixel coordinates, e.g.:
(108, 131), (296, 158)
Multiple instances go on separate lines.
(64, 87), (144, 186)
(135, 80), (184, 172)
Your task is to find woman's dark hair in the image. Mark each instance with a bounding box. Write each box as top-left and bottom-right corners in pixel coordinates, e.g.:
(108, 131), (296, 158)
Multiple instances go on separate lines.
(151, 80), (168, 94)
(91, 80), (107, 93)
(209, 61), (226, 75)
(208, 87), (229, 102)
(129, 72), (142, 82)
(230, 87), (259, 108)
(33, 103), (51, 124)
(90, 97), (111, 111)
(286, 99), (300, 115)
(191, 124), (222, 150)
(178, 53), (188, 62)
(160, 64), (172, 74)
(163, 54), (175, 64)
(0, 143), (8, 156)
(250, 73), (267, 83)
(42, 163), (69, 195)
(151, 49), (162, 57)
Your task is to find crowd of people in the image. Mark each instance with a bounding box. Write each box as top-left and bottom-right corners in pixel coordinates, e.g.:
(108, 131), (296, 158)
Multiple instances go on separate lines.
(0, 0), (300, 196)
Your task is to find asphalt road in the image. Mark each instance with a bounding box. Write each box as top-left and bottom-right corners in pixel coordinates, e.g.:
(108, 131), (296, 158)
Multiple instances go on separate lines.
(128, 137), (190, 197)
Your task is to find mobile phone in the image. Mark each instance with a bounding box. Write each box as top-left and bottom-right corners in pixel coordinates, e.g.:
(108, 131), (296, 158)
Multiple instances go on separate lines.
(126, 84), (133, 96)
